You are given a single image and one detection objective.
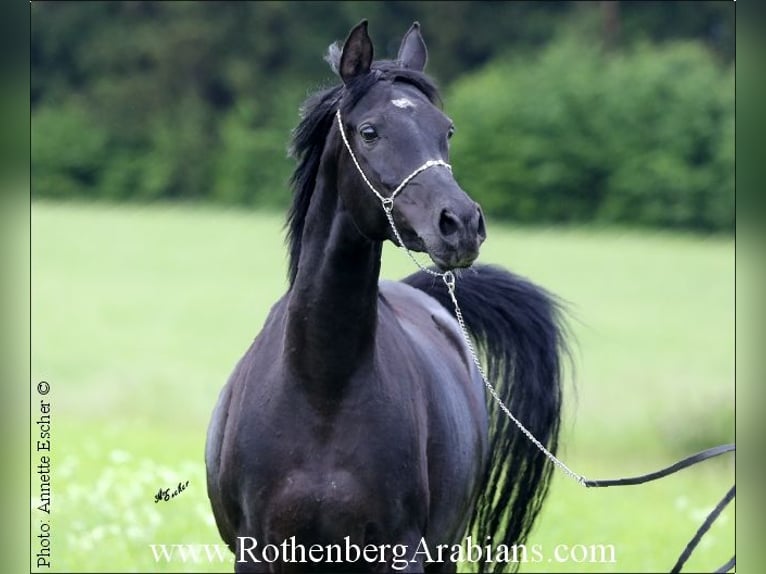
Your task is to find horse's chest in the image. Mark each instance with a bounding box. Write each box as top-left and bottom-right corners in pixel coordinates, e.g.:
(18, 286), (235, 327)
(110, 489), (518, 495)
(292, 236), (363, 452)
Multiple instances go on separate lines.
(234, 376), (429, 546)
(246, 370), (426, 475)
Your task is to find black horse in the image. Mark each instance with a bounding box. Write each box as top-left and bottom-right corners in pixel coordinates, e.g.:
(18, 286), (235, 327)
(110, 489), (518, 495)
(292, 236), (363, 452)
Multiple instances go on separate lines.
(206, 21), (567, 573)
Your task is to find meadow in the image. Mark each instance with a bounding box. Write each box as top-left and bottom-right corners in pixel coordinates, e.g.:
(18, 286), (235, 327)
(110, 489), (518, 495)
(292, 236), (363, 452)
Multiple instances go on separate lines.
(31, 200), (734, 572)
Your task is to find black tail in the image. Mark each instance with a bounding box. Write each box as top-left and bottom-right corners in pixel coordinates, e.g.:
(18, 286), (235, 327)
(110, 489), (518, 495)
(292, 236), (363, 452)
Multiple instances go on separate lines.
(403, 264), (568, 573)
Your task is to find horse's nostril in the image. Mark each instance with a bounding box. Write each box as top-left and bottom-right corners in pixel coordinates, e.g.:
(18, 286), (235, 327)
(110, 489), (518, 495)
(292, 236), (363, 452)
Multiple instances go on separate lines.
(477, 208), (486, 239)
(439, 209), (460, 237)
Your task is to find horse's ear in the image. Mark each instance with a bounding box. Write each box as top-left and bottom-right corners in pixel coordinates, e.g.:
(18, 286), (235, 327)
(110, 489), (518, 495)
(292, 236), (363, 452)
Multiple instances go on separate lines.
(397, 22), (427, 71)
(340, 20), (373, 84)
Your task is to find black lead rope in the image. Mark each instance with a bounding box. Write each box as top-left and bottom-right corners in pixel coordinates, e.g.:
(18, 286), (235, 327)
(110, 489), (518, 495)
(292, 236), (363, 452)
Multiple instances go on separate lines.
(581, 443), (735, 573)
(583, 443), (735, 488)
(670, 485), (735, 573)
(714, 555), (736, 573)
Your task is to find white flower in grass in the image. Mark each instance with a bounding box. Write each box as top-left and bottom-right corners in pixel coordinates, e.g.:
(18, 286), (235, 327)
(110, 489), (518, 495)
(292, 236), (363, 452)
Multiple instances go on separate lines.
(66, 484), (87, 502)
(68, 532), (91, 552)
(138, 459), (161, 479)
(147, 507), (162, 527)
(125, 525), (144, 541)
(59, 456), (79, 479)
(109, 449), (132, 464)
(158, 467), (178, 484)
(94, 469), (116, 499)
(90, 525), (106, 542)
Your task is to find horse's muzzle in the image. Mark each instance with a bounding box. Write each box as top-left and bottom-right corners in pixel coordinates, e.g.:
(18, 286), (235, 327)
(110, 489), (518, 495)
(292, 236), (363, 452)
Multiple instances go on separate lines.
(429, 202), (486, 269)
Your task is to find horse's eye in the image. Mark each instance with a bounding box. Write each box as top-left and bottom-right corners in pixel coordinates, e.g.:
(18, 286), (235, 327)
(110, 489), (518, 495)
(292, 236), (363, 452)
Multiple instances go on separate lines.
(359, 124), (378, 143)
(447, 125), (456, 140)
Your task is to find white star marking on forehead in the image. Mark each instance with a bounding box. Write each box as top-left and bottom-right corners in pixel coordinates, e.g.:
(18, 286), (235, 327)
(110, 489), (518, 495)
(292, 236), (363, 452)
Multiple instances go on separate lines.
(391, 98), (416, 109)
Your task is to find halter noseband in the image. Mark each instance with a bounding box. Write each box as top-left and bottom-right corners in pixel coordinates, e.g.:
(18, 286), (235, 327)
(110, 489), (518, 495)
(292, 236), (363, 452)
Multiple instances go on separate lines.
(335, 110), (451, 212)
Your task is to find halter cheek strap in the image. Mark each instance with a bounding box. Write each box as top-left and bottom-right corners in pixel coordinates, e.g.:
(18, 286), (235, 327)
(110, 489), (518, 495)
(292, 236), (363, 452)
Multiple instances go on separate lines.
(335, 110), (451, 212)
(335, 108), (455, 284)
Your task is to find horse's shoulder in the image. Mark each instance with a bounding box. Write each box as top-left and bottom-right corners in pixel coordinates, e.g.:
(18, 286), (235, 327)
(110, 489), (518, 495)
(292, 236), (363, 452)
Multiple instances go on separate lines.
(379, 279), (448, 319)
(378, 279), (467, 356)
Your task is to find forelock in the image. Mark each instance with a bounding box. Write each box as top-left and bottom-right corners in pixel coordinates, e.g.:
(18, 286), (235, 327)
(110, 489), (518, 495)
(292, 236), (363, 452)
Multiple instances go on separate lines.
(324, 42), (341, 75)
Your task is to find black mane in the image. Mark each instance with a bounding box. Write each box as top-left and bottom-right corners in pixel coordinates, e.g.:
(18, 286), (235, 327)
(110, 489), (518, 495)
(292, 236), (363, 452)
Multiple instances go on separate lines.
(285, 47), (442, 285)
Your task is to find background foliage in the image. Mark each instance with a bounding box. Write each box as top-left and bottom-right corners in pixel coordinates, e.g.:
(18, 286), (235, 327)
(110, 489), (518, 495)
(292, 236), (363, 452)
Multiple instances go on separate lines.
(449, 37), (734, 230)
(31, 1), (734, 230)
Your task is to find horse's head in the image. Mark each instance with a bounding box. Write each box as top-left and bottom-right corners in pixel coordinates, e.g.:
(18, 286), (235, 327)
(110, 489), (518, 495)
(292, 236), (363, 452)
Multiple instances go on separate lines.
(334, 21), (486, 270)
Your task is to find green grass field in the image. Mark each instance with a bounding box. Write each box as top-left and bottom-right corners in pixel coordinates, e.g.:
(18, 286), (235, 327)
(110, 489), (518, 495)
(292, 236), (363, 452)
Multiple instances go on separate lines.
(31, 200), (734, 572)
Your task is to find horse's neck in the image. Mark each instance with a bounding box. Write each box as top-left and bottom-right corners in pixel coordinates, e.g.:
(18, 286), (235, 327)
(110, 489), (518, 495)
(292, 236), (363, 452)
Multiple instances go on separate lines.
(285, 174), (382, 390)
